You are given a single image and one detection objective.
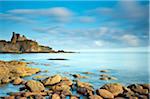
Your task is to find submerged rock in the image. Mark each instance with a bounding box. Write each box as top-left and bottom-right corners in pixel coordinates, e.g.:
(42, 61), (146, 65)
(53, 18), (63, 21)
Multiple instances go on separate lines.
(101, 83), (124, 96)
(13, 77), (24, 85)
(100, 70), (108, 73)
(42, 74), (62, 86)
(25, 80), (45, 92)
(72, 74), (88, 79)
(48, 58), (68, 60)
(96, 89), (114, 98)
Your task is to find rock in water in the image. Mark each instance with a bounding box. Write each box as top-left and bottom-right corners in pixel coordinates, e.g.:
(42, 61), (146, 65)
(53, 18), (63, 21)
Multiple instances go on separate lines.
(101, 83), (124, 96)
(52, 94), (61, 99)
(42, 74), (61, 86)
(96, 89), (114, 98)
(13, 77), (23, 85)
(89, 95), (103, 99)
(25, 80), (45, 92)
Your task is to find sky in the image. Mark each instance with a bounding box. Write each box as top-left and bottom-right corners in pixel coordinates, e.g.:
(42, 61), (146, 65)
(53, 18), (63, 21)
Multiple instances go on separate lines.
(0, 0), (149, 51)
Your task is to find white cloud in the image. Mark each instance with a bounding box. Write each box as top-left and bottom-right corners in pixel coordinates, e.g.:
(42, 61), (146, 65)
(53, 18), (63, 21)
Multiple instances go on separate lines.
(119, 34), (140, 46)
(94, 40), (104, 47)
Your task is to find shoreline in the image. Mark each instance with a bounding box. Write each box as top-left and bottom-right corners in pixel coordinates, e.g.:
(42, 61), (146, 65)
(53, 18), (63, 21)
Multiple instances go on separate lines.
(0, 60), (149, 98)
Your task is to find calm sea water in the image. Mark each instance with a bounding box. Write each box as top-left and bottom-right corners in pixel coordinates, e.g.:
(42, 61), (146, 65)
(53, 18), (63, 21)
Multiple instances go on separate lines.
(0, 52), (149, 96)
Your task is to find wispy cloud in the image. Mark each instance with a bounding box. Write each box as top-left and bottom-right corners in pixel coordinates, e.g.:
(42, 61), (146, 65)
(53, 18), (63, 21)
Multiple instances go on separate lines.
(8, 7), (74, 22)
(0, 13), (34, 24)
(118, 34), (140, 46)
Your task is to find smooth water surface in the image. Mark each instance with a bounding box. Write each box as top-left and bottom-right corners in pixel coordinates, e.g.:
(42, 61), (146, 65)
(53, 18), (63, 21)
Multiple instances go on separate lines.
(0, 52), (149, 96)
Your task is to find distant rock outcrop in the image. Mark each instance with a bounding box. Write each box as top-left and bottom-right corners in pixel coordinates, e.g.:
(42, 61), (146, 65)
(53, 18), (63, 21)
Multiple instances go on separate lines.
(0, 32), (57, 53)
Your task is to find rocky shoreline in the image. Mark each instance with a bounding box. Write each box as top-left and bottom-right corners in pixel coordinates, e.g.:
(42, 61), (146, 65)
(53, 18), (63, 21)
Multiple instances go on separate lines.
(0, 60), (149, 99)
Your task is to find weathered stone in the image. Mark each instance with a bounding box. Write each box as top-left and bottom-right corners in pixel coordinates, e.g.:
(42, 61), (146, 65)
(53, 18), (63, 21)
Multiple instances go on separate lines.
(89, 95), (103, 99)
(101, 83), (124, 96)
(128, 84), (148, 95)
(0, 61), (40, 85)
(13, 77), (23, 85)
(51, 94), (61, 99)
(42, 75), (61, 86)
(96, 89), (114, 98)
(70, 96), (79, 99)
(25, 80), (45, 92)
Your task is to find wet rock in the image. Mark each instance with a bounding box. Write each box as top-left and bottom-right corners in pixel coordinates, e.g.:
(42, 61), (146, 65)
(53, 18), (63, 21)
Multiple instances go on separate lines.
(42, 75), (61, 86)
(82, 72), (93, 74)
(60, 77), (73, 86)
(70, 96), (79, 99)
(3, 96), (15, 99)
(25, 80), (45, 92)
(1, 78), (11, 84)
(13, 77), (23, 85)
(96, 89), (114, 98)
(100, 74), (109, 77)
(101, 83), (124, 96)
(114, 97), (127, 99)
(141, 84), (150, 91)
(48, 58), (68, 60)
(100, 70), (108, 73)
(33, 75), (46, 80)
(51, 93), (61, 99)
(100, 77), (109, 80)
(76, 81), (94, 95)
(0, 61), (40, 85)
(89, 95), (103, 99)
(22, 92), (47, 97)
(72, 74), (88, 79)
(128, 84), (148, 95)
(108, 76), (118, 80)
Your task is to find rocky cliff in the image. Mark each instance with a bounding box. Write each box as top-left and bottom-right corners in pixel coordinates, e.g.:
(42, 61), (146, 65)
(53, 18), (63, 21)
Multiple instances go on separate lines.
(0, 32), (56, 53)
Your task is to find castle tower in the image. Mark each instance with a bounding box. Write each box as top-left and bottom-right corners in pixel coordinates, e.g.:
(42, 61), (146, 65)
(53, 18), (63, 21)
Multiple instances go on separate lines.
(11, 32), (17, 43)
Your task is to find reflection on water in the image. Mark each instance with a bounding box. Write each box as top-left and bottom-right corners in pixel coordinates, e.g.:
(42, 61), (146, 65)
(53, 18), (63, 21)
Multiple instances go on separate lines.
(0, 52), (149, 96)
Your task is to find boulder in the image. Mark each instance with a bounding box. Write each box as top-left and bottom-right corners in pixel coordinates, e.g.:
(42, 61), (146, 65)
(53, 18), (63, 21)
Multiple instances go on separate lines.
(42, 75), (61, 86)
(25, 80), (45, 92)
(101, 83), (124, 96)
(70, 96), (79, 99)
(127, 84), (148, 95)
(89, 95), (103, 99)
(96, 89), (114, 98)
(51, 94), (61, 99)
(13, 77), (23, 85)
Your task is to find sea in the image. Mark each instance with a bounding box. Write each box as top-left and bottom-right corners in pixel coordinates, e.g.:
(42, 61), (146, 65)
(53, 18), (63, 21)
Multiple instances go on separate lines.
(0, 52), (149, 96)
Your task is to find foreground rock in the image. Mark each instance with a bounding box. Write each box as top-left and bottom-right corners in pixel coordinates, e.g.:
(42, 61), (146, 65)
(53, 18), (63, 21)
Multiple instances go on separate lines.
(101, 83), (124, 96)
(25, 80), (45, 92)
(1, 74), (149, 99)
(42, 74), (62, 86)
(0, 60), (40, 84)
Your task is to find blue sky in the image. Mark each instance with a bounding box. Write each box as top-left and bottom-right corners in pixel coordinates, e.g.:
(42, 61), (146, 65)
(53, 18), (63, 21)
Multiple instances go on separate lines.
(0, 1), (149, 51)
